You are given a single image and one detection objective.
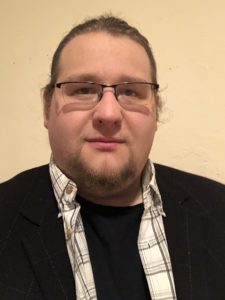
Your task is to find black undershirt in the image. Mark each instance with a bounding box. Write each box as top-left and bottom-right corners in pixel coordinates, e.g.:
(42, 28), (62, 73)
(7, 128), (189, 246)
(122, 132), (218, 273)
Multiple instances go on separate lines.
(77, 195), (151, 300)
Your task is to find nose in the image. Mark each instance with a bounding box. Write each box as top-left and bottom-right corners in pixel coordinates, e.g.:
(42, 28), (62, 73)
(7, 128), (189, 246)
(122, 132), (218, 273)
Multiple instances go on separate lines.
(92, 87), (123, 128)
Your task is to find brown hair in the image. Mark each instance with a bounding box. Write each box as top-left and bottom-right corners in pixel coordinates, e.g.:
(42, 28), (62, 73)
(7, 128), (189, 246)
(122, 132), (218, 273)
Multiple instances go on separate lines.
(43, 14), (161, 115)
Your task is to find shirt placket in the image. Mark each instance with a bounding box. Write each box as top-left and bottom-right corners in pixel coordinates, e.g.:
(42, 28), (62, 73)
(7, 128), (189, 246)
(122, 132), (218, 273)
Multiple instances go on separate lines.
(138, 187), (177, 300)
(62, 184), (96, 300)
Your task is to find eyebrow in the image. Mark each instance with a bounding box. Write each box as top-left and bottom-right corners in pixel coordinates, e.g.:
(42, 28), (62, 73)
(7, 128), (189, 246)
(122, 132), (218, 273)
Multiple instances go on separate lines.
(61, 73), (149, 84)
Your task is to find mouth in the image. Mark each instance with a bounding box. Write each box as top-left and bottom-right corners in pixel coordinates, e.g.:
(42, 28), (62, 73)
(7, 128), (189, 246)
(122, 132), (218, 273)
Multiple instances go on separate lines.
(85, 137), (125, 151)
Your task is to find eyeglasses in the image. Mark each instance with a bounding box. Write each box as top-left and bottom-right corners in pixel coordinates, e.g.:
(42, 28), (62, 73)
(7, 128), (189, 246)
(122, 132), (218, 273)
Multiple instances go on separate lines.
(53, 81), (159, 108)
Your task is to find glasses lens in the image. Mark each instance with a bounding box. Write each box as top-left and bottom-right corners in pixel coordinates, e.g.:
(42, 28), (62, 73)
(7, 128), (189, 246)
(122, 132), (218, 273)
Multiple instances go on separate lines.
(117, 83), (153, 105)
(62, 82), (100, 104)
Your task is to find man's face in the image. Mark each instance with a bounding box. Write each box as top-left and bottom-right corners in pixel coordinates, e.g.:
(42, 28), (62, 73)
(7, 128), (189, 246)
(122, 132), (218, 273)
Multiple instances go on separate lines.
(44, 32), (157, 198)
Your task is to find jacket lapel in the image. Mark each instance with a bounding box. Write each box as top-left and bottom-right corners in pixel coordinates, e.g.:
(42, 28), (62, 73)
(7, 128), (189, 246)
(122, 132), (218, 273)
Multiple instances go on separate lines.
(158, 177), (191, 299)
(156, 166), (211, 300)
(20, 166), (75, 300)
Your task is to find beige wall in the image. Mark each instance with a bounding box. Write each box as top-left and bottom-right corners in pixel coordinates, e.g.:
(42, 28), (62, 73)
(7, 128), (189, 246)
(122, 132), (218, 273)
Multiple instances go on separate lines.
(0, 0), (224, 183)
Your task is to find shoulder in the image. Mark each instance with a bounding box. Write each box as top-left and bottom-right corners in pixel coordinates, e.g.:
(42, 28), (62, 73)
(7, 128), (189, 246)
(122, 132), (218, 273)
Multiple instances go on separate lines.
(0, 165), (50, 242)
(154, 163), (225, 213)
(0, 165), (49, 194)
(154, 163), (224, 190)
(0, 165), (50, 219)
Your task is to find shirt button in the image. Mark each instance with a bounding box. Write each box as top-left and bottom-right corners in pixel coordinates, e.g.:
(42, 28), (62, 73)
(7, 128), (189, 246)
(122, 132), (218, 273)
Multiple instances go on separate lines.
(66, 185), (74, 195)
(66, 229), (72, 240)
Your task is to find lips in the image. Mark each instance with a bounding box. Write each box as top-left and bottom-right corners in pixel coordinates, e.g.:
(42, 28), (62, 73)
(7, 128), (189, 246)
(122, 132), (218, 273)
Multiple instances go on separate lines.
(85, 137), (125, 150)
(86, 137), (124, 143)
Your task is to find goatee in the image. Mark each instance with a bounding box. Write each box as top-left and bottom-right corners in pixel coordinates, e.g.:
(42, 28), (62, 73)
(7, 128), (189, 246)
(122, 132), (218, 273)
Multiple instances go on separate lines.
(65, 157), (136, 196)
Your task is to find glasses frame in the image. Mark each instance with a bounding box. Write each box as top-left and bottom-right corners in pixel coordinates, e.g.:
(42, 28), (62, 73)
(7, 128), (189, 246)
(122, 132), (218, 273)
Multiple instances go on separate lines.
(53, 81), (159, 105)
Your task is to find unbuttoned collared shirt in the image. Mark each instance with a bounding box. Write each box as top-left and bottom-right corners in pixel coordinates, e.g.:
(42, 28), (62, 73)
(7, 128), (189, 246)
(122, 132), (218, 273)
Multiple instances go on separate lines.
(49, 158), (177, 300)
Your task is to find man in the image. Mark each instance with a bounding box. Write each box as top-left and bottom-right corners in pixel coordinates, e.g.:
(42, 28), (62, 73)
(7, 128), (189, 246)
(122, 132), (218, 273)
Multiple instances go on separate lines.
(0, 15), (225, 300)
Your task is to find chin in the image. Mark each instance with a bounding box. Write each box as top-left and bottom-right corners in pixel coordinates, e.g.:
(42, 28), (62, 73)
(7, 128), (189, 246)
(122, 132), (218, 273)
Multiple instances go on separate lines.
(88, 157), (127, 173)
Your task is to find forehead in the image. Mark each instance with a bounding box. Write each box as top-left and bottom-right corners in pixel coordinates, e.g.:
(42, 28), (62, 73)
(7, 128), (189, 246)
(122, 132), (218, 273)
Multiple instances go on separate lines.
(58, 31), (152, 82)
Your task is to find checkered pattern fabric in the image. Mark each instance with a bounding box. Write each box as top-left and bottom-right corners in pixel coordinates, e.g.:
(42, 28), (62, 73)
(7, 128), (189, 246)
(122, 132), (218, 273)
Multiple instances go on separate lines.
(49, 158), (177, 300)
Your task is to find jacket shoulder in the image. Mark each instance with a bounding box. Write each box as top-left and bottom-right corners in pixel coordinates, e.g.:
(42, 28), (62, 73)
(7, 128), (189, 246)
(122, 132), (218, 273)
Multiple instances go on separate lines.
(154, 163), (225, 213)
(0, 165), (50, 237)
(0, 165), (49, 191)
(154, 163), (225, 191)
(0, 164), (50, 210)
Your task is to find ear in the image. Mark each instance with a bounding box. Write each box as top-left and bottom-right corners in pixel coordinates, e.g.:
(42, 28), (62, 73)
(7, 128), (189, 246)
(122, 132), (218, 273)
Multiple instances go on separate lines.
(43, 109), (49, 129)
(42, 90), (51, 129)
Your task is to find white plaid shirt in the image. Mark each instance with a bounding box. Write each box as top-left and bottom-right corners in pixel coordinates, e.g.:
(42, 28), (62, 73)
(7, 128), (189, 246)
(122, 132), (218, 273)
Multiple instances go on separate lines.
(49, 158), (177, 300)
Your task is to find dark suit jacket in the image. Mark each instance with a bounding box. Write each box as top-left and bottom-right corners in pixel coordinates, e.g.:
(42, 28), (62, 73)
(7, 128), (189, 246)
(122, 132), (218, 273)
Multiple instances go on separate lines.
(0, 164), (225, 299)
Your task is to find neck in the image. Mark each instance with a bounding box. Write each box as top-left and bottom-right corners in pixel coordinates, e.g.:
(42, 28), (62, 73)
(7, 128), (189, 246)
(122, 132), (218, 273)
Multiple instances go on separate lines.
(78, 177), (143, 207)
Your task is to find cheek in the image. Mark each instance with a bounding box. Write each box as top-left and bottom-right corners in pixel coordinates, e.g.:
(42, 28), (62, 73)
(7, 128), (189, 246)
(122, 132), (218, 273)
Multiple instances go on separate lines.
(129, 113), (157, 155)
(47, 100), (89, 138)
(141, 122), (156, 150)
(47, 109), (86, 154)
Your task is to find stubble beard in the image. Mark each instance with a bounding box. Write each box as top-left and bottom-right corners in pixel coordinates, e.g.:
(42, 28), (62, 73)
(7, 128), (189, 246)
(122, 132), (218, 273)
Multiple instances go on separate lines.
(64, 155), (137, 197)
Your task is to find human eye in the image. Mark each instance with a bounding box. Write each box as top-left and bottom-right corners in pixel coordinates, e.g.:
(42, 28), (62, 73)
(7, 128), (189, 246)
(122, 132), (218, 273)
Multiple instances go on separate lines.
(119, 83), (145, 99)
(66, 83), (97, 97)
(120, 86), (137, 97)
(116, 83), (152, 107)
(78, 87), (96, 95)
(64, 82), (96, 98)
